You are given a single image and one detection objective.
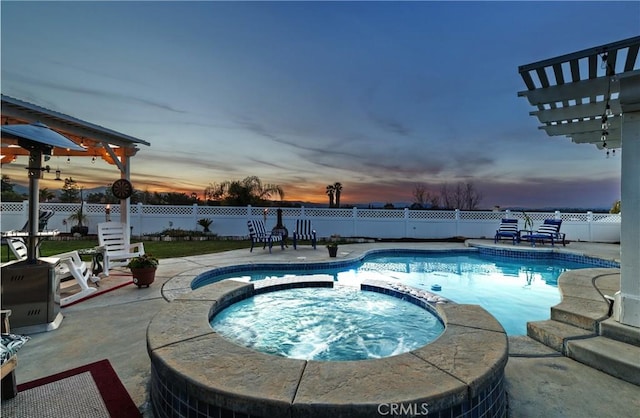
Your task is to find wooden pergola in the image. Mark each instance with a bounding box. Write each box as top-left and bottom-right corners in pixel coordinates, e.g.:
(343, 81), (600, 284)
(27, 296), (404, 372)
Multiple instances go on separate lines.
(1, 94), (151, 227)
(518, 36), (640, 329)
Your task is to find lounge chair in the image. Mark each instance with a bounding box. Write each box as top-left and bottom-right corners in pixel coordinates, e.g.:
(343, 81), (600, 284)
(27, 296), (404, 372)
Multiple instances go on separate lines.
(20, 209), (55, 232)
(519, 219), (566, 247)
(292, 219), (317, 249)
(494, 219), (519, 245)
(97, 222), (145, 276)
(4, 237), (100, 306)
(247, 220), (284, 253)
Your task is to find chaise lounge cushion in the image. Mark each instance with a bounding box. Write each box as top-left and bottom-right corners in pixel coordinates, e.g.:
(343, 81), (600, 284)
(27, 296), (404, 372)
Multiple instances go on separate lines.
(494, 219), (519, 244)
(1, 333), (29, 366)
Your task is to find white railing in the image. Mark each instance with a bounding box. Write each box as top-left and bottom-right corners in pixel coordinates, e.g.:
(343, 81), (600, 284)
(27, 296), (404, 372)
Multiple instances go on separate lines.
(0, 201), (621, 243)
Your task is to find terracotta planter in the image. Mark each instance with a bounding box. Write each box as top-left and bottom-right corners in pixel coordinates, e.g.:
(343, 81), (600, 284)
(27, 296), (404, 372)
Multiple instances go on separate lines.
(130, 267), (156, 288)
(327, 246), (338, 257)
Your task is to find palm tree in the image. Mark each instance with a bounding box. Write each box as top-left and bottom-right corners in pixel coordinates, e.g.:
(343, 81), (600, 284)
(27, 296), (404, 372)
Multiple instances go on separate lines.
(209, 176), (284, 206)
(244, 176), (284, 203)
(39, 188), (55, 202)
(326, 184), (335, 208)
(333, 182), (343, 208)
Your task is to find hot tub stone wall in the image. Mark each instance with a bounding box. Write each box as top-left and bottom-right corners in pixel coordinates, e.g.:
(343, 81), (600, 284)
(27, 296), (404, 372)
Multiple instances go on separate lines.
(147, 278), (508, 418)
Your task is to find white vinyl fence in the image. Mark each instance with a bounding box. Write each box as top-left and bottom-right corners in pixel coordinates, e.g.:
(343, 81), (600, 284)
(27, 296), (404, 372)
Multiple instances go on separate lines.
(0, 201), (621, 243)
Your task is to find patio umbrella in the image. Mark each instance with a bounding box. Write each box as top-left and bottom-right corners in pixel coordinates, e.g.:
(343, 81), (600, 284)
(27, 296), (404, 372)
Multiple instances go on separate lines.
(1, 122), (85, 260)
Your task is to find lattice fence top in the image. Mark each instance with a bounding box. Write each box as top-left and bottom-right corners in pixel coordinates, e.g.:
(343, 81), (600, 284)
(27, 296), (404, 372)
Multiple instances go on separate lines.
(408, 211), (457, 220)
(198, 206), (245, 216)
(458, 211), (501, 221)
(358, 210), (404, 219)
(2, 202), (24, 211)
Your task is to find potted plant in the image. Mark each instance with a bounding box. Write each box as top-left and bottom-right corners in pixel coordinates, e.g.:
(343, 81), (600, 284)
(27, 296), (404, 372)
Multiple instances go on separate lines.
(326, 234), (342, 257)
(197, 218), (213, 233)
(522, 211), (533, 231)
(67, 207), (89, 236)
(127, 254), (159, 288)
(326, 242), (339, 257)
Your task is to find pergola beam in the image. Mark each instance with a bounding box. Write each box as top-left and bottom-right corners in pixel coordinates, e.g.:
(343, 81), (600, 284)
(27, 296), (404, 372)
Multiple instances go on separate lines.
(1, 94), (150, 228)
(531, 100), (622, 123)
(519, 36), (640, 329)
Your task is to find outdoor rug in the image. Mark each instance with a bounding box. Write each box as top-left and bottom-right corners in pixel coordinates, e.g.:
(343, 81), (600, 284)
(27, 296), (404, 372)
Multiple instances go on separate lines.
(1, 359), (141, 418)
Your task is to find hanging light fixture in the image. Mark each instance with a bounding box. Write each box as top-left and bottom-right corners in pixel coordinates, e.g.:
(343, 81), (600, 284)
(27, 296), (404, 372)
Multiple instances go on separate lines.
(600, 51), (615, 156)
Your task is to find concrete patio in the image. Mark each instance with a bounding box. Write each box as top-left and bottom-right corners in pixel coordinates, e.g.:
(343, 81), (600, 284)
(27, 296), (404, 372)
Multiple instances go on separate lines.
(6, 240), (640, 417)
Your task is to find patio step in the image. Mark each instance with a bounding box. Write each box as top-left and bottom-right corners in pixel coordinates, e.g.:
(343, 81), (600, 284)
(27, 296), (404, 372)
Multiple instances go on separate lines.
(550, 298), (608, 332)
(599, 317), (640, 347)
(527, 320), (592, 352)
(527, 319), (640, 386)
(566, 337), (640, 386)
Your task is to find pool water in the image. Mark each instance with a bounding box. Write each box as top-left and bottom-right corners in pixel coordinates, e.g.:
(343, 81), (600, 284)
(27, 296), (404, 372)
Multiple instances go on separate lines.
(201, 252), (594, 335)
(210, 286), (445, 361)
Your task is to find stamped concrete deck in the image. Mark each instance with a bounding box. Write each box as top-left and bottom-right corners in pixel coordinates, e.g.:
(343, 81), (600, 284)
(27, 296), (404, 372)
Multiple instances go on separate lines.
(7, 240), (640, 417)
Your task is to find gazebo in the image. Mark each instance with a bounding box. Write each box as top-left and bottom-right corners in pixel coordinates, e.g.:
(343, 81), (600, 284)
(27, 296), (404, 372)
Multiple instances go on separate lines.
(518, 36), (640, 329)
(1, 94), (151, 228)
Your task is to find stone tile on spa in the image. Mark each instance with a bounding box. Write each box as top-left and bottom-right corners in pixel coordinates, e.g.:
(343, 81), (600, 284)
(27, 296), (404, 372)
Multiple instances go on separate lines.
(147, 299), (216, 351)
(177, 279), (253, 302)
(411, 323), (508, 396)
(293, 354), (468, 416)
(151, 333), (305, 417)
(436, 303), (506, 333)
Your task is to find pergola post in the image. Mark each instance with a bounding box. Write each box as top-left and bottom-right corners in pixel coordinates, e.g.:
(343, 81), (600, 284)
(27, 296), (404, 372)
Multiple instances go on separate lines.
(121, 155), (132, 228)
(616, 73), (640, 327)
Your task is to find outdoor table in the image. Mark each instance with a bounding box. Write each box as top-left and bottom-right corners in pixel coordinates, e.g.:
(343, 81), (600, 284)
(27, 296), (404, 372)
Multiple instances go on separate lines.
(519, 230), (555, 247)
(1, 230), (60, 260)
(77, 247), (105, 276)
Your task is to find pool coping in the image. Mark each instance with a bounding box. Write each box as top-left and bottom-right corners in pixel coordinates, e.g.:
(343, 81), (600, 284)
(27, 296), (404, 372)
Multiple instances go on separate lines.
(147, 277), (508, 417)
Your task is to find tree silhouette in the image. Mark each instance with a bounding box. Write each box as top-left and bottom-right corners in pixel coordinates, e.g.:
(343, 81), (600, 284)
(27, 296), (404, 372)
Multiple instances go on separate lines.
(333, 182), (343, 208)
(205, 176), (284, 206)
(39, 188), (55, 202)
(326, 184), (335, 207)
(59, 177), (80, 203)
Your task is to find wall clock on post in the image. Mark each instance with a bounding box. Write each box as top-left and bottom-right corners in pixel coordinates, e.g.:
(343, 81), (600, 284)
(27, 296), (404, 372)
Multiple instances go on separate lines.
(111, 179), (133, 200)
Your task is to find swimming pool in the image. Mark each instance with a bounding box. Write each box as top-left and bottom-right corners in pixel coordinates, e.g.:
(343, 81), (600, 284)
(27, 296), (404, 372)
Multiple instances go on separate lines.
(196, 250), (599, 335)
(210, 286), (445, 361)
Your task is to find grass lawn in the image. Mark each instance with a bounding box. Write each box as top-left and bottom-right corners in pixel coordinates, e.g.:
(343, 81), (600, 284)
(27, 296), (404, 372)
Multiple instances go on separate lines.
(1, 238), (253, 263)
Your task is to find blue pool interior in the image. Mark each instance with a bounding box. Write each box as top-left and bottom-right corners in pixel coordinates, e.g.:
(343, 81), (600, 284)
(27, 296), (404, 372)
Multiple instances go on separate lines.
(210, 286), (445, 361)
(195, 250), (616, 336)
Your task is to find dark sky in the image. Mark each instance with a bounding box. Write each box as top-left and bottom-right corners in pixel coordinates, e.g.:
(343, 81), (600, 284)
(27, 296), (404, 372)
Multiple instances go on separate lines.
(2, 1), (638, 208)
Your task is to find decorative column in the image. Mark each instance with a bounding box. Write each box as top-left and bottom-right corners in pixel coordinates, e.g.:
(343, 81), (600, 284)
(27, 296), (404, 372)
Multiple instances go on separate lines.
(615, 73), (640, 328)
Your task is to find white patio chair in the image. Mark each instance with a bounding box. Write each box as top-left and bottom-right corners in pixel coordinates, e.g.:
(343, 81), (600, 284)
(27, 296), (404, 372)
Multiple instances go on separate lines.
(4, 237), (100, 306)
(97, 222), (145, 276)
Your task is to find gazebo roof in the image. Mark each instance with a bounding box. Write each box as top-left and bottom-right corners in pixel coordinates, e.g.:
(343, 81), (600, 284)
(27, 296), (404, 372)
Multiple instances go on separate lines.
(1, 94), (150, 167)
(518, 36), (640, 151)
